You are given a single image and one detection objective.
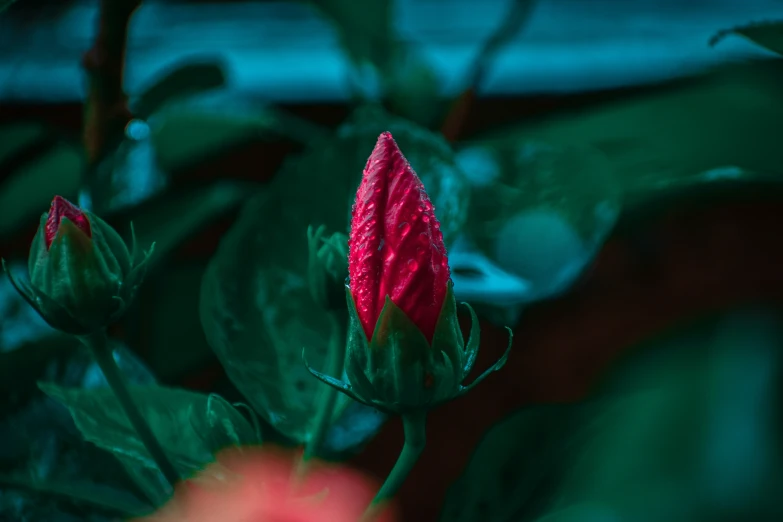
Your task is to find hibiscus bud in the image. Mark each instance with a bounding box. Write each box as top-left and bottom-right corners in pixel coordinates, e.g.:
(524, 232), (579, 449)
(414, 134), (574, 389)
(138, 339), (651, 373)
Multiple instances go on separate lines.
(305, 133), (511, 414)
(3, 195), (154, 335)
(307, 225), (348, 311)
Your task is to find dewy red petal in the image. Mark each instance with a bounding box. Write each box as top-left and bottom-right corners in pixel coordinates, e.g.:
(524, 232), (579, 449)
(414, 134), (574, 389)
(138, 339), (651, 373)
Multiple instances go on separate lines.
(45, 195), (92, 249)
(349, 132), (450, 343)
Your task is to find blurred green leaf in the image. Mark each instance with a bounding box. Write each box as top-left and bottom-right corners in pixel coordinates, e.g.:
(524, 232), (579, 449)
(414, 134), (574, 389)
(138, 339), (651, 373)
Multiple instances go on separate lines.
(711, 20), (783, 56)
(0, 473), (148, 517)
(128, 181), (258, 270)
(0, 337), (161, 519)
(188, 393), (260, 455)
(199, 106), (467, 443)
(439, 403), (593, 522)
(461, 140), (619, 302)
(150, 93), (327, 173)
(133, 62), (227, 119)
(305, 0), (394, 72)
(0, 138), (81, 237)
(385, 44), (443, 128)
(442, 308), (783, 522)
(473, 62), (783, 207)
(38, 384), (254, 478)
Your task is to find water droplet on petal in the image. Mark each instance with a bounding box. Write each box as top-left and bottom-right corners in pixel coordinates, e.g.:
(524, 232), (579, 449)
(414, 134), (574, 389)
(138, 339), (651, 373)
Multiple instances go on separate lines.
(422, 215), (430, 223)
(407, 259), (419, 271)
(399, 222), (411, 235)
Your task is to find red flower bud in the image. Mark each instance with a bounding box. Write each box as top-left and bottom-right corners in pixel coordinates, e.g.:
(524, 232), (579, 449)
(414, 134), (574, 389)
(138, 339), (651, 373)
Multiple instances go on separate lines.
(45, 195), (91, 250)
(349, 132), (450, 343)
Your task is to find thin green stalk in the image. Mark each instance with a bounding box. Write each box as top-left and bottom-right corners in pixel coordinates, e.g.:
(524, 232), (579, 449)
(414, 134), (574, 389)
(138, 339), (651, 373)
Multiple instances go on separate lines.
(79, 330), (181, 488)
(368, 411), (427, 509)
(302, 310), (348, 462)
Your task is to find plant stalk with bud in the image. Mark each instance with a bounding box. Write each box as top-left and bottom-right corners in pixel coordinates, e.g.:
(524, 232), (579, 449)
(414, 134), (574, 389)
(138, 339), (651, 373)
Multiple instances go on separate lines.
(304, 132), (512, 508)
(2, 196), (179, 488)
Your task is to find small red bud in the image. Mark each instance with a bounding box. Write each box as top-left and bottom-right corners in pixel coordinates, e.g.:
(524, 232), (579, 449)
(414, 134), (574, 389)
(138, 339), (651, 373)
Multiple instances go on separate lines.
(45, 196), (91, 250)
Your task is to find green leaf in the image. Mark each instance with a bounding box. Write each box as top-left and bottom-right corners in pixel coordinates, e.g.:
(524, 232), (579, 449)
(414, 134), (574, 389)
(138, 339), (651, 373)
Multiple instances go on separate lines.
(711, 20), (783, 57)
(38, 383), (255, 478)
(461, 140), (619, 303)
(127, 181), (259, 270)
(0, 139), (82, 237)
(304, 0), (395, 73)
(188, 393), (260, 454)
(150, 93), (327, 174)
(384, 44), (443, 128)
(442, 308), (783, 522)
(0, 473), (150, 517)
(473, 61), (783, 208)
(439, 403), (594, 522)
(199, 106), (467, 443)
(133, 62), (227, 119)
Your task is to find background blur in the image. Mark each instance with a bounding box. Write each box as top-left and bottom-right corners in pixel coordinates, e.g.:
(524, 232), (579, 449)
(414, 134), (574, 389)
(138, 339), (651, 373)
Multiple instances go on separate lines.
(2, 0), (783, 521)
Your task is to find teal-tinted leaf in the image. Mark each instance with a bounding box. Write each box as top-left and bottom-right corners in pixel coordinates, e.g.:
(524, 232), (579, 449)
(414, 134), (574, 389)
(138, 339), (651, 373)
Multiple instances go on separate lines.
(0, 337), (161, 517)
(0, 473), (149, 517)
(38, 383), (241, 478)
(112, 453), (171, 509)
(443, 308), (783, 522)
(711, 20), (783, 57)
(133, 62), (227, 119)
(150, 93), (327, 173)
(473, 61), (783, 209)
(188, 393), (260, 454)
(461, 140), (619, 304)
(128, 181), (259, 270)
(199, 107), (467, 443)
(439, 403), (594, 522)
(385, 44), (443, 128)
(304, 0), (394, 72)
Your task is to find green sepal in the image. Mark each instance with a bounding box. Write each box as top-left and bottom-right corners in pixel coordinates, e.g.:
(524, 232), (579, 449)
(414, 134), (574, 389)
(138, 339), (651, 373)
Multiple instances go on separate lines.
(343, 283), (464, 412)
(302, 347), (390, 413)
(306, 224), (348, 311)
(457, 326), (513, 397)
(9, 210), (154, 336)
(2, 258), (93, 335)
(85, 212), (130, 281)
(121, 223), (155, 303)
(431, 282), (467, 374)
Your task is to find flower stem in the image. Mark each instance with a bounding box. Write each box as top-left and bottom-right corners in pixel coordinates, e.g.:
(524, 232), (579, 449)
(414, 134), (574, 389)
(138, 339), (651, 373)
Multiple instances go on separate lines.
(369, 411), (427, 508)
(302, 310), (347, 462)
(79, 330), (181, 488)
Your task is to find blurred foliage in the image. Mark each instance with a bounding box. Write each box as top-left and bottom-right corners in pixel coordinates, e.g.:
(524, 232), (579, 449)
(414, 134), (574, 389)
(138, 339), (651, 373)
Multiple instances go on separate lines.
(461, 140), (619, 304)
(0, 330), (160, 520)
(441, 307), (783, 522)
(454, 60), (783, 316)
(39, 383), (258, 480)
(711, 19), (783, 57)
(0, 0), (15, 14)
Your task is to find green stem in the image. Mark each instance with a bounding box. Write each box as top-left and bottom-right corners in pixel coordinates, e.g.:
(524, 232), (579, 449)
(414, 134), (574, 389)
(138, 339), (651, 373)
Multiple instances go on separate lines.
(302, 310), (347, 461)
(370, 411), (427, 506)
(79, 331), (181, 488)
